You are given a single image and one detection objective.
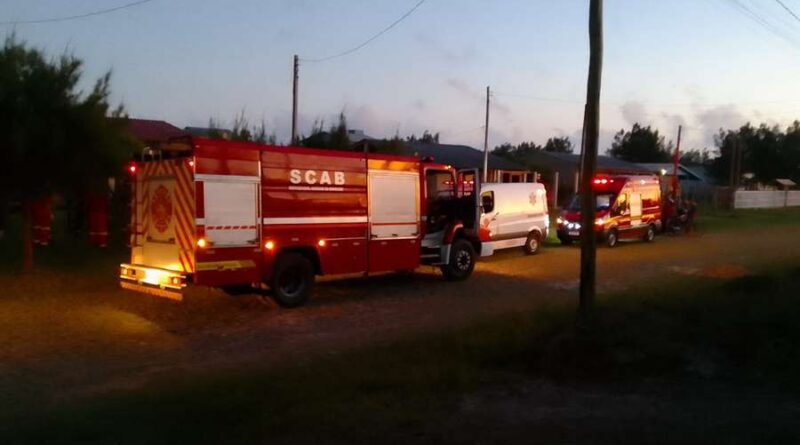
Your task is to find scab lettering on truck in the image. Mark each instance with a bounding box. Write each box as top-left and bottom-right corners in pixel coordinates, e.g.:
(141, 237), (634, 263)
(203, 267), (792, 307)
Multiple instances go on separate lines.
(289, 169), (346, 186)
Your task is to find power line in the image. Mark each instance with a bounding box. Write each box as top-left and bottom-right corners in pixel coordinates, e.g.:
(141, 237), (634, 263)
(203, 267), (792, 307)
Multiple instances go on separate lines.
(0, 0), (154, 25)
(302, 0), (427, 62)
(722, 0), (800, 49)
(774, 0), (800, 23)
(495, 89), (800, 109)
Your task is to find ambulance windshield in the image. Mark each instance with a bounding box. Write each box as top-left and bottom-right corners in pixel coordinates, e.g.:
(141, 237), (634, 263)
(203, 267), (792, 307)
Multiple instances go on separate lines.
(567, 193), (615, 212)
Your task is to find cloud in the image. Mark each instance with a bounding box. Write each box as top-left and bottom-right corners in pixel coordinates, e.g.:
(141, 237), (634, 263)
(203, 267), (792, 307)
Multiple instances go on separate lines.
(620, 101), (647, 125)
(695, 105), (747, 146)
(445, 78), (510, 116)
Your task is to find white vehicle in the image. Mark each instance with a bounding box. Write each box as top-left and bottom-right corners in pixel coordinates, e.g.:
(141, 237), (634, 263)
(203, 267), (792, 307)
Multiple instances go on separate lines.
(479, 182), (549, 256)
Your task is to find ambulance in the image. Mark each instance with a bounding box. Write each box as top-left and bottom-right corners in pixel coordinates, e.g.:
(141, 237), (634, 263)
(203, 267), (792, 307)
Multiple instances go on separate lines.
(557, 175), (662, 247)
(479, 183), (549, 255)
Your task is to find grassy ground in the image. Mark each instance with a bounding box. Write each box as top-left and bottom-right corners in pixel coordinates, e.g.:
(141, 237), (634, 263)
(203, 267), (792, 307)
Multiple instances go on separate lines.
(5, 260), (800, 443)
(694, 206), (800, 232)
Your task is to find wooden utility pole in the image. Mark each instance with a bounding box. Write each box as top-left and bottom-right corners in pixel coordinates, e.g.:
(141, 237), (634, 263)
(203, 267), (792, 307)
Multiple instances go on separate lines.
(729, 137), (738, 188)
(672, 125), (682, 198)
(553, 171), (560, 208)
(483, 86), (490, 183)
(579, 0), (603, 322)
(291, 54), (299, 145)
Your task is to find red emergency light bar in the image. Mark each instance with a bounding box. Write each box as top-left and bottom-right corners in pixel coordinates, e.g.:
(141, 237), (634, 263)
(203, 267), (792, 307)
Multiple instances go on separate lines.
(592, 177), (614, 185)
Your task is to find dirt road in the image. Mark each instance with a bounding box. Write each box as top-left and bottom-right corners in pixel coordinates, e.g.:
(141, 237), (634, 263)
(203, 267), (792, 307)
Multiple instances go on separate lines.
(1, 225), (799, 411)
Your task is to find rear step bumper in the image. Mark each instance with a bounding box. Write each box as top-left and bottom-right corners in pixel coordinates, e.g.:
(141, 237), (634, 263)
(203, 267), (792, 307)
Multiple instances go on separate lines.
(119, 263), (187, 301)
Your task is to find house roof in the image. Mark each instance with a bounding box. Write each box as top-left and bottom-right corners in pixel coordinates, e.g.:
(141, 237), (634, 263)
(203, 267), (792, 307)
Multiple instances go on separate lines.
(184, 126), (232, 138)
(637, 163), (705, 181)
(519, 151), (649, 174)
(407, 143), (528, 172)
(123, 118), (188, 144)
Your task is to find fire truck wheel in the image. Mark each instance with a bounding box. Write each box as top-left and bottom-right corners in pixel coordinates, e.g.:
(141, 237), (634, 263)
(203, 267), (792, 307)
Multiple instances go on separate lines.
(606, 229), (619, 248)
(271, 252), (314, 308)
(524, 231), (541, 255)
(644, 224), (656, 242)
(441, 239), (475, 281)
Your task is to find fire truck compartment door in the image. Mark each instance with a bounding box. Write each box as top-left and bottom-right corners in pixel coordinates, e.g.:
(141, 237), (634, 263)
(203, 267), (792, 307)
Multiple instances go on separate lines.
(202, 178), (259, 247)
(368, 171), (419, 238)
(630, 193), (642, 226)
(140, 175), (183, 270)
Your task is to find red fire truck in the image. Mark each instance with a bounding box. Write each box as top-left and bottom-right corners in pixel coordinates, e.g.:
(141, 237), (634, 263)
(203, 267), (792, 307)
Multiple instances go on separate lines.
(556, 174), (662, 247)
(120, 137), (482, 307)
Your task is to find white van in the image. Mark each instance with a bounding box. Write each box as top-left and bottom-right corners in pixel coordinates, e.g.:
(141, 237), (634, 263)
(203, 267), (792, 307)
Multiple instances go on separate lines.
(479, 182), (549, 256)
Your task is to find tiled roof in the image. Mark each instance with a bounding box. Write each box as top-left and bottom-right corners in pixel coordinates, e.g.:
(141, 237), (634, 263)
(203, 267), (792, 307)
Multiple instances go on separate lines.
(124, 118), (188, 144)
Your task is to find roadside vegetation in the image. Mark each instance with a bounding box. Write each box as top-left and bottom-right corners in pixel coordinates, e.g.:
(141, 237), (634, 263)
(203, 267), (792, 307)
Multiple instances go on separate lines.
(6, 256), (800, 443)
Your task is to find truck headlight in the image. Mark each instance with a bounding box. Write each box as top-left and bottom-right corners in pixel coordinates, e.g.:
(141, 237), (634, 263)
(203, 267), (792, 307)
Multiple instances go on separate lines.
(556, 217), (564, 225)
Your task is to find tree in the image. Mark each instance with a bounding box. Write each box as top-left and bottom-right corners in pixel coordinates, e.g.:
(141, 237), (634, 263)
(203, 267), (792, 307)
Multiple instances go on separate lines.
(679, 148), (709, 165)
(231, 110), (252, 142)
(608, 123), (672, 163)
(492, 141), (542, 163)
(0, 37), (135, 270)
(328, 112), (350, 150)
(405, 130), (440, 144)
(207, 113), (277, 144)
(252, 120), (277, 145)
(710, 122), (800, 185)
(544, 136), (573, 153)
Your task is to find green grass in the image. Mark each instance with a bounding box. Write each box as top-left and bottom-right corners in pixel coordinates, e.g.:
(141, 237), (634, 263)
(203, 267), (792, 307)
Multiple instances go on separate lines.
(6, 263), (800, 443)
(695, 206), (800, 233)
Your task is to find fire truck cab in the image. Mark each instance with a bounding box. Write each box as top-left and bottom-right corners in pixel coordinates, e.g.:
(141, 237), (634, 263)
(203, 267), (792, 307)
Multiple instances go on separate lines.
(557, 174), (662, 247)
(120, 138), (482, 307)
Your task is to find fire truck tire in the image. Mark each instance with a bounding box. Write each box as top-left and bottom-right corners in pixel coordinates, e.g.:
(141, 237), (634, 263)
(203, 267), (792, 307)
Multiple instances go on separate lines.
(524, 231), (541, 255)
(644, 224), (656, 242)
(606, 229), (619, 248)
(440, 239), (475, 281)
(270, 252), (315, 308)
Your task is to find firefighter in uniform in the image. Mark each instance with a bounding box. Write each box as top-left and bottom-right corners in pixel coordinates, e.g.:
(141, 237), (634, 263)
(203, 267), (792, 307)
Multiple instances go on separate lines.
(31, 196), (54, 246)
(88, 191), (110, 248)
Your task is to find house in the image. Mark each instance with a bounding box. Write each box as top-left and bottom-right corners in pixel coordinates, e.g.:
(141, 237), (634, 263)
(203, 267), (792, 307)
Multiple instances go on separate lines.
(407, 143), (532, 183)
(184, 126), (233, 140)
(519, 151), (651, 205)
(637, 162), (716, 197)
(119, 118), (188, 146)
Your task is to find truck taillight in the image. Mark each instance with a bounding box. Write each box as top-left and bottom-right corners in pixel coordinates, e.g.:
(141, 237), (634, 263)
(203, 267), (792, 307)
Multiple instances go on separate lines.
(196, 238), (208, 249)
(264, 241), (275, 251)
(128, 163), (137, 175)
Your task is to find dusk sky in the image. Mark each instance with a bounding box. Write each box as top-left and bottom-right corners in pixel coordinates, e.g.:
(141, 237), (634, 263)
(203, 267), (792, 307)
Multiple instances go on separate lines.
(4, 0), (800, 153)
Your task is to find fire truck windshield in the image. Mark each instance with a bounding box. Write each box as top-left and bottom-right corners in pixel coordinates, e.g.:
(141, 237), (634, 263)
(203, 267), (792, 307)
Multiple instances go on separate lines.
(567, 193), (616, 212)
(426, 171), (455, 199)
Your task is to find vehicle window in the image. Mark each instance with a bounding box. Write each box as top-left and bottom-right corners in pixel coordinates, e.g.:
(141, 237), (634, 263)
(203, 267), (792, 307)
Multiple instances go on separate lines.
(615, 193), (628, 213)
(567, 193), (616, 211)
(426, 170), (454, 199)
(481, 191), (494, 213)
